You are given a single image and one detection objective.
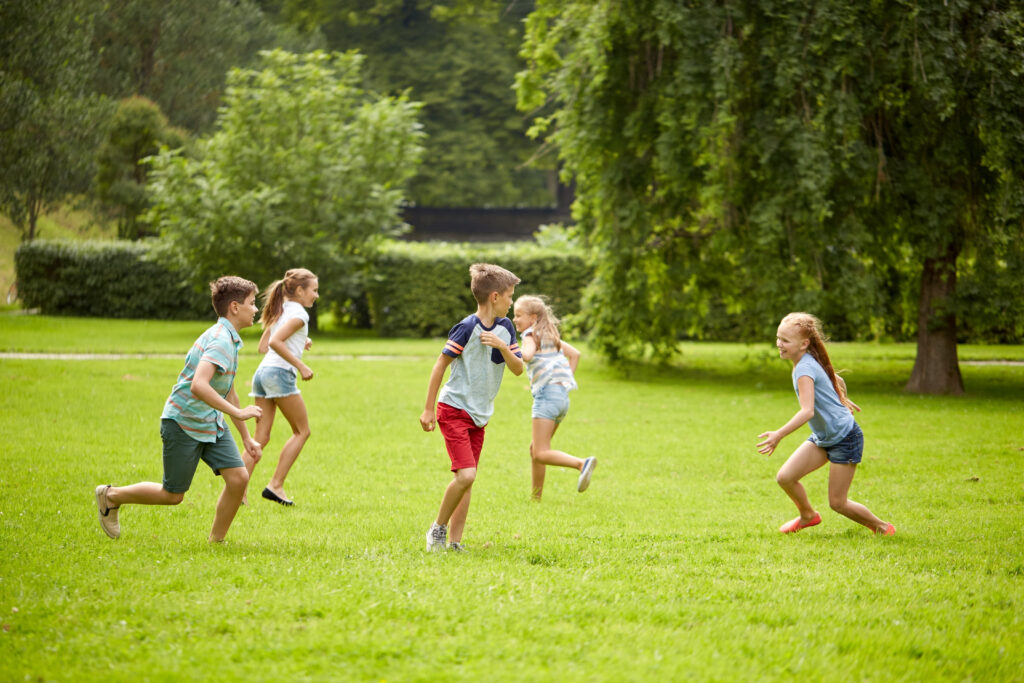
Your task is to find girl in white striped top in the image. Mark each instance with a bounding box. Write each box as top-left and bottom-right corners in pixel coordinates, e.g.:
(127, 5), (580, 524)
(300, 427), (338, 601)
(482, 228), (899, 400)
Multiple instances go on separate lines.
(513, 295), (596, 500)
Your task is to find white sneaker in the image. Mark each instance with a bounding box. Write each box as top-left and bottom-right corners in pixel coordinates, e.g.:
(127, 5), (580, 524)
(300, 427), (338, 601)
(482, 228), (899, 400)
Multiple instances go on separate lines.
(425, 522), (447, 551)
(448, 542), (466, 553)
(95, 484), (120, 539)
(577, 457), (597, 492)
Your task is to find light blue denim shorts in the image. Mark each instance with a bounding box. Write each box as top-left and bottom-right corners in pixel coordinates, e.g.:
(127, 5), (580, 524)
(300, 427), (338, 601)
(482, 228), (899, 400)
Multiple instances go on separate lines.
(531, 383), (570, 424)
(809, 422), (864, 465)
(250, 366), (300, 399)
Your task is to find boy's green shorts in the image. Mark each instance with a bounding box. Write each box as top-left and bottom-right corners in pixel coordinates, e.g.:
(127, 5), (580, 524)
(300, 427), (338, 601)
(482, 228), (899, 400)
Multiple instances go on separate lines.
(160, 418), (245, 494)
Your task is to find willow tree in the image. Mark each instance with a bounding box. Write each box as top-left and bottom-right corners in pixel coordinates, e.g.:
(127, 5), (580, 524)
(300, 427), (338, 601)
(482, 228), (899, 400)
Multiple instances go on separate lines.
(517, 1), (1024, 393)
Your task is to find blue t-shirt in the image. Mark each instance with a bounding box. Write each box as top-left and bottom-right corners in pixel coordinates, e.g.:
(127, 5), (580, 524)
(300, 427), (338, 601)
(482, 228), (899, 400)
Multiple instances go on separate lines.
(438, 314), (521, 427)
(792, 353), (855, 447)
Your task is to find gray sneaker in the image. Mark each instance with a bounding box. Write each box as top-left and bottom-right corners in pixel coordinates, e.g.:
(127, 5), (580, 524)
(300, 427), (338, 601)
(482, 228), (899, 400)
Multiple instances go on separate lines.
(95, 484), (120, 539)
(426, 522), (447, 551)
(448, 542), (466, 552)
(577, 457), (597, 492)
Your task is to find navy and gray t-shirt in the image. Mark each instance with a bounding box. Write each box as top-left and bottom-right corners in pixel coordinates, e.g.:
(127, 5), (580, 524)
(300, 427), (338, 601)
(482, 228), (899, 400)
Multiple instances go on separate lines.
(438, 314), (521, 427)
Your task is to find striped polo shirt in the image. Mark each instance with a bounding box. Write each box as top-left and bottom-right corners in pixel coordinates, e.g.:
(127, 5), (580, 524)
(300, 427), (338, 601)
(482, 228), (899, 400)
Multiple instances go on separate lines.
(161, 317), (242, 442)
(522, 327), (577, 396)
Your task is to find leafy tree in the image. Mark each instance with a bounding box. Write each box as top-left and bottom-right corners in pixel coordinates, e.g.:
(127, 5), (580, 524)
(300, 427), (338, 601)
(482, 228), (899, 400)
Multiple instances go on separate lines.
(260, 0), (552, 207)
(517, 1), (1024, 393)
(146, 49), (424, 312)
(0, 0), (113, 240)
(95, 96), (187, 239)
(90, 0), (323, 133)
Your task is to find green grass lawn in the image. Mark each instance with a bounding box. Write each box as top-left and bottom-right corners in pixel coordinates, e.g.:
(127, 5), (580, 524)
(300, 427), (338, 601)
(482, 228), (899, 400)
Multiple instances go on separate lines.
(1, 317), (1022, 680)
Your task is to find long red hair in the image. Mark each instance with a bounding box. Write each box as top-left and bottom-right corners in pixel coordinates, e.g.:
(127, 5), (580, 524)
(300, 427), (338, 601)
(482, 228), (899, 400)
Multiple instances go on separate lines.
(781, 312), (855, 412)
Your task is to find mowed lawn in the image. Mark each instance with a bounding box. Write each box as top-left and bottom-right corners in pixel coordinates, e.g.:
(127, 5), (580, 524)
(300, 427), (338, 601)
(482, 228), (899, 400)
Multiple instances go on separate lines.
(1, 316), (1022, 681)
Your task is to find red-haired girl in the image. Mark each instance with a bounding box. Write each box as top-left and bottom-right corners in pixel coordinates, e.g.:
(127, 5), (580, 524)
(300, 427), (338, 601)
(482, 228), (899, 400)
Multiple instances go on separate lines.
(757, 313), (894, 535)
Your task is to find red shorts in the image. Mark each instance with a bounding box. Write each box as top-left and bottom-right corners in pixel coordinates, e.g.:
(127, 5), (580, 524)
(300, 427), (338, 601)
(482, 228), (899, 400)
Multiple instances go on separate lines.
(437, 402), (485, 471)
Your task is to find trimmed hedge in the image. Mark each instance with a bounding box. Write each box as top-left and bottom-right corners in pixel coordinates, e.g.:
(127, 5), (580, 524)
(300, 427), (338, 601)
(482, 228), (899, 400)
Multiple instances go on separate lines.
(366, 240), (592, 337)
(15, 240), (209, 319)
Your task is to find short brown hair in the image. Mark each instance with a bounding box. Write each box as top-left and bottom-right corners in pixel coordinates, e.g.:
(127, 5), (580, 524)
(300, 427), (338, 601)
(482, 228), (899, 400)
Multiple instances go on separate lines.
(469, 263), (520, 303)
(210, 276), (257, 317)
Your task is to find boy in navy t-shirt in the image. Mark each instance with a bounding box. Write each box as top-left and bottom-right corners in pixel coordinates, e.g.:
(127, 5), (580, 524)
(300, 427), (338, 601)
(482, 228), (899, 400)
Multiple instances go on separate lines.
(419, 264), (524, 551)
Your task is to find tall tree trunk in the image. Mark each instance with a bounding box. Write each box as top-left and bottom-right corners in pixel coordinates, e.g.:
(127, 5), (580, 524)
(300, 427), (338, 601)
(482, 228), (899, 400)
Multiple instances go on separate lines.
(906, 243), (964, 394)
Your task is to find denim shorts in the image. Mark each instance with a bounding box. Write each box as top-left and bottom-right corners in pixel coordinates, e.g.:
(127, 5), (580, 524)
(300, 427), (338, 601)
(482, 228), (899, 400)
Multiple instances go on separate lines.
(531, 383), (570, 424)
(250, 366), (300, 399)
(809, 422), (864, 465)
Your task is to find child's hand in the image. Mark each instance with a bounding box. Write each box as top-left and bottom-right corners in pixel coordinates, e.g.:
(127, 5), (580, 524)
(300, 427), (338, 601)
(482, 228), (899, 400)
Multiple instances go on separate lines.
(479, 331), (506, 350)
(243, 438), (263, 463)
(419, 409), (436, 432)
(304, 338), (312, 351)
(298, 363), (313, 381)
(757, 431), (781, 456)
(237, 405), (262, 421)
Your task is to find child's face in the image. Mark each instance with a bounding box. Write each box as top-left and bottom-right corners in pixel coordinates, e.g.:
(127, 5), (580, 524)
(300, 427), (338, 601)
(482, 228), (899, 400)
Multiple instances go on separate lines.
(775, 323), (808, 361)
(493, 286), (515, 316)
(512, 302), (536, 332)
(233, 291), (259, 329)
(296, 279), (319, 308)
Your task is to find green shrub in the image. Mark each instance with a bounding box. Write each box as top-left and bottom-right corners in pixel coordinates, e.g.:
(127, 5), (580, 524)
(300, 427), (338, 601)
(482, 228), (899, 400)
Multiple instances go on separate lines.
(366, 240), (591, 337)
(15, 239), (209, 319)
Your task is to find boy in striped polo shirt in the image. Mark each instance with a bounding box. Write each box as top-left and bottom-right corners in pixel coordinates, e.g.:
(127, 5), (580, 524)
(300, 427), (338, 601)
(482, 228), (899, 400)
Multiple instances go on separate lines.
(419, 263), (524, 551)
(95, 276), (263, 542)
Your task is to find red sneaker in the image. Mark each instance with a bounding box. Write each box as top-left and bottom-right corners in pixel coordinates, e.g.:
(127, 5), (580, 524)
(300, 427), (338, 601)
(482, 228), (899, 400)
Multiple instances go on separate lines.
(779, 512), (821, 534)
(876, 523), (896, 536)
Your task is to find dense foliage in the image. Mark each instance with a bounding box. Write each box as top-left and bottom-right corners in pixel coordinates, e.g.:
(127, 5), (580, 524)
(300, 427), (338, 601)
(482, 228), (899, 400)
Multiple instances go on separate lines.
(260, 0), (554, 207)
(366, 239), (590, 337)
(15, 239), (207, 319)
(91, 0), (321, 133)
(94, 97), (187, 240)
(0, 0), (113, 240)
(146, 50), (424, 312)
(517, 1), (1024, 392)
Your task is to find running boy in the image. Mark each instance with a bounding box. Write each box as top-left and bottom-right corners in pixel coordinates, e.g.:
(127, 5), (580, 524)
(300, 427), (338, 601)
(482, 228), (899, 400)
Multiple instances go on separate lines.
(94, 276), (263, 542)
(420, 263), (524, 551)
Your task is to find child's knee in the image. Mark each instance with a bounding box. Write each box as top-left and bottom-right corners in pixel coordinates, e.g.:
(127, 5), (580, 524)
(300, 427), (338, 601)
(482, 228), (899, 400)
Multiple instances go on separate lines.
(167, 491), (185, 505)
(223, 467), (250, 490)
(775, 470), (792, 487)
(828, 494), (847, 512)
(454, 468), (476, 487)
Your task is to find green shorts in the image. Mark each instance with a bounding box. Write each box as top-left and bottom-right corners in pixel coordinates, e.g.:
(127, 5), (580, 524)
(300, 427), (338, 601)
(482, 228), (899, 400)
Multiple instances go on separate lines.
(160, 418), (245, 494)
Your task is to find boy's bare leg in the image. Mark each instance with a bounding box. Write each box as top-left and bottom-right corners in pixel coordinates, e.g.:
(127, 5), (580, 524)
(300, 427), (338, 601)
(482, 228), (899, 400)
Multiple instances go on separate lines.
(106, 482), (184, 506)
(447, 489), (472, 544)
(436, 468), (475, 538)
(209, 466), (249, 542)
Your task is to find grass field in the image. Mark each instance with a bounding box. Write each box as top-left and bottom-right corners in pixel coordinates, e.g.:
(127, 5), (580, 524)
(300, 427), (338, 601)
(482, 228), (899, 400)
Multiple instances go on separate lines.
(1, 316), (1022, 680)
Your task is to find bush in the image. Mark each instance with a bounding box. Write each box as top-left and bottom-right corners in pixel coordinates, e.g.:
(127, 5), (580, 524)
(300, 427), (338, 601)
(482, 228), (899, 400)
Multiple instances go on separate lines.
(15, 239), (209, 319)
(366, 240), (591, 337)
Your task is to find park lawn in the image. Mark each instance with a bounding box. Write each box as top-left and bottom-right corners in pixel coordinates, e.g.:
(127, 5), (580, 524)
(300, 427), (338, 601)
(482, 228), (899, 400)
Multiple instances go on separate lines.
(0, 320), (1022, 681)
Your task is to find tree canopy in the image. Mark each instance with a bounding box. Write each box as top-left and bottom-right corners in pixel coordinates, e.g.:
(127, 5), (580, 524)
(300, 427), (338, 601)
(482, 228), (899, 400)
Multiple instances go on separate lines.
(146, 50), (424, 309)
(261, 0), (554, 207)
(517, 0), (1024, 392)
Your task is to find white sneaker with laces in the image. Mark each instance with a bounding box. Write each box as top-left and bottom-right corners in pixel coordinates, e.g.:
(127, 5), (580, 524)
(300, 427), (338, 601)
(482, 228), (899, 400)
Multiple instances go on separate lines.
(425, 522), (447, 551)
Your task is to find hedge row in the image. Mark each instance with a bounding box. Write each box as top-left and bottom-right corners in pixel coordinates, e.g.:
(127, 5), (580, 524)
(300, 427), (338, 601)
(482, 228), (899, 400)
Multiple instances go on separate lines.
(366, 240), (592, 337)
(14, 239), (592, 333)
(15, 240), (209, 319)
